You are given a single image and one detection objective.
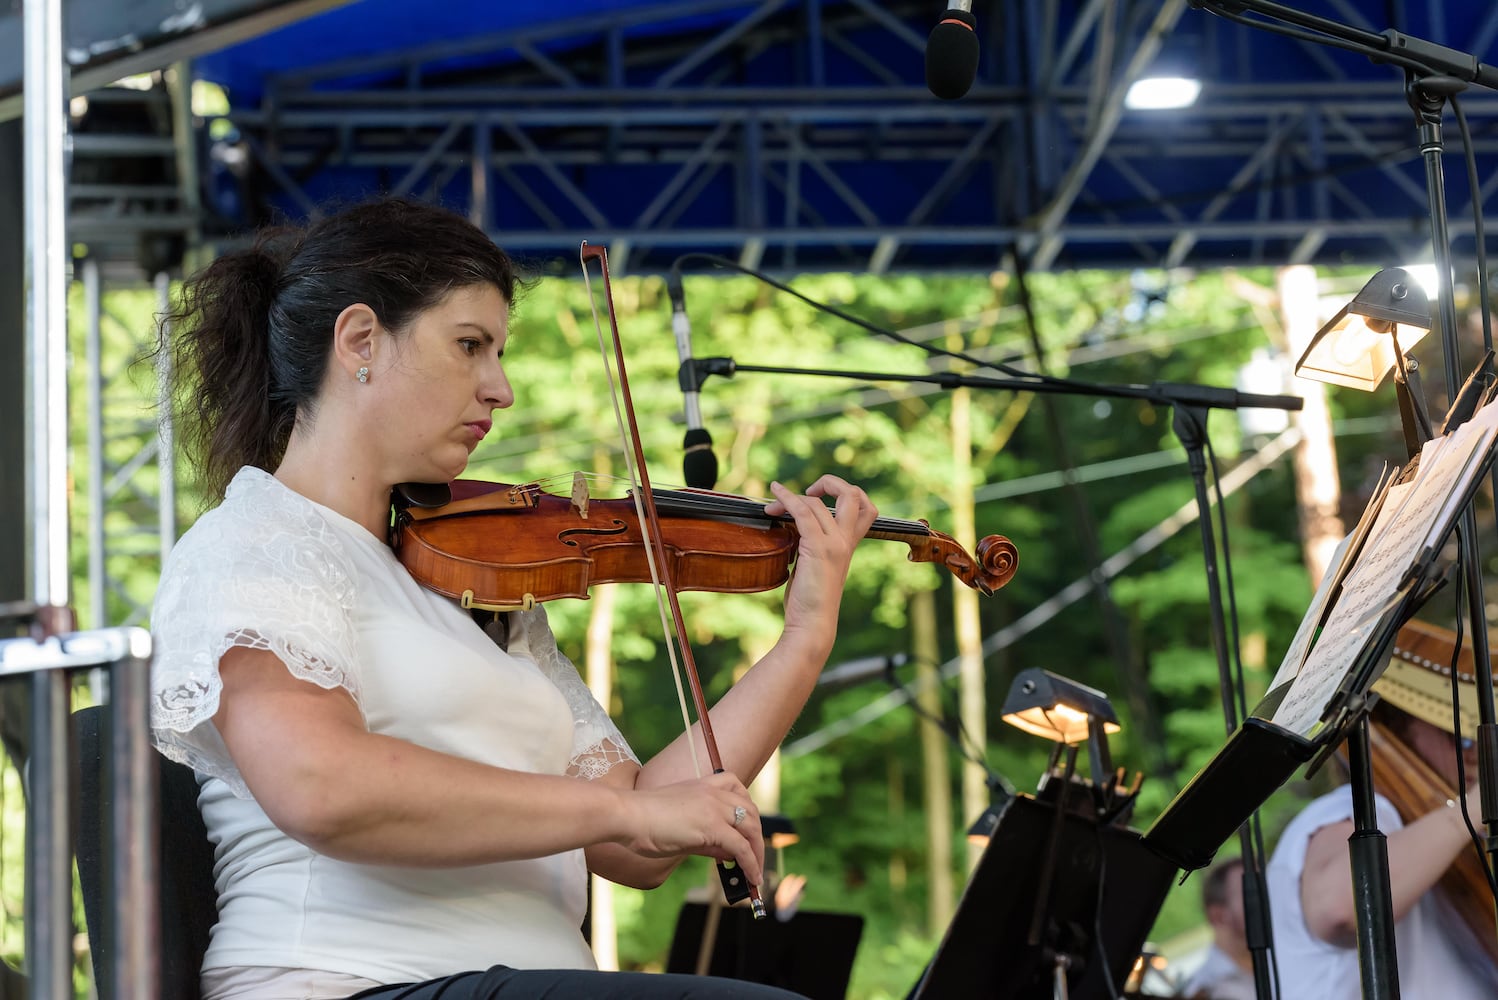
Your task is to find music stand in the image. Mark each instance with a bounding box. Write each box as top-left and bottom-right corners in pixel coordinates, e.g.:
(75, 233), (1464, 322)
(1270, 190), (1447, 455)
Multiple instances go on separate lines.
(1145, 393), (1498, 871)
(666, 904), (863, 1000)
(911, 780), (1176, 999)
(1143, 395), (1498, 997)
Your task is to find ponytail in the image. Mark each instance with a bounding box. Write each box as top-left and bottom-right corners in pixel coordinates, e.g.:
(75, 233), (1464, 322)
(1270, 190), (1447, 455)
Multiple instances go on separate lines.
(164, 233), (295, 502)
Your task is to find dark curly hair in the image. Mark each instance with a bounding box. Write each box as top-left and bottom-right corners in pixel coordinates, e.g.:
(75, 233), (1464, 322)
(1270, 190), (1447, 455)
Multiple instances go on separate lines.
(163, 199), (520, 500)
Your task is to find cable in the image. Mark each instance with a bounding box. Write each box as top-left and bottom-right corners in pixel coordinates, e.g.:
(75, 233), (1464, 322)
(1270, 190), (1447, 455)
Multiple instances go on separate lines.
(1443, 555), (1498, 897)
(667, 252), (1071, 389)
(1451, 96), (1493, 356)
(1205, 431), (1282, 1000)
(1091, 824), (1120, 1000)
(1450, 95), (1498, 604)
(882, 663), (1017, 802)
(1205, 435), (1251, 730)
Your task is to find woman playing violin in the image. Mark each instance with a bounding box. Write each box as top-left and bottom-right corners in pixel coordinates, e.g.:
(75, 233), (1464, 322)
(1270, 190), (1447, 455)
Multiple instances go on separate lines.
(149, 198), (878, 1000)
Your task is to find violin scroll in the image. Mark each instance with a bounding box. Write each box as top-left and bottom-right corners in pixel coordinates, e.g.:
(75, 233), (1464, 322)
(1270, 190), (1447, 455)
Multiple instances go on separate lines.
(973, 534), (1020, 594)
(868, 523), (1019, 595)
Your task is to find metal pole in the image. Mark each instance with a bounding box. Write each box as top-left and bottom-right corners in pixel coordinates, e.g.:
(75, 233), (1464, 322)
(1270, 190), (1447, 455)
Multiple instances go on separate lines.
(23, 0), (70, 612)
(1346, 714), (1401, 999)
(22, 0), (77, 996)
(109, 643), (160, 999)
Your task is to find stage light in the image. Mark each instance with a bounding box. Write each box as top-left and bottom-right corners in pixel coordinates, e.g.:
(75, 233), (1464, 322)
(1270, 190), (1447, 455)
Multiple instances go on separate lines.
(1124, 76), (1201, 110)
(1293, 268), (1433, 391)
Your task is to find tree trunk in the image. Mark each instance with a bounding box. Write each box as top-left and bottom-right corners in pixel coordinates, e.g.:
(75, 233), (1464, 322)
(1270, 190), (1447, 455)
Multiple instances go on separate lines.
(949, 385), (987, 870)
(911, 587), (955, 934)
(1278, 265), (1346, 584)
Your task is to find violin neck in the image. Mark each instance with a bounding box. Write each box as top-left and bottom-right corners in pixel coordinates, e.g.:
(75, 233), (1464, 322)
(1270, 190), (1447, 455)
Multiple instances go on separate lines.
(652, 488), (929, 537)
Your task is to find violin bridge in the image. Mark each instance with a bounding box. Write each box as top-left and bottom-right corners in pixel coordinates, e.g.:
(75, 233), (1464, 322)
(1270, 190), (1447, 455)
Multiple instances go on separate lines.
(571, 471), (590, 519)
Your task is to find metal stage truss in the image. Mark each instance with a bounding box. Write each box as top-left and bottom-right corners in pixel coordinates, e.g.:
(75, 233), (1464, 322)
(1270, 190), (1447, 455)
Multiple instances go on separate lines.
(39, 0), (1498, 282)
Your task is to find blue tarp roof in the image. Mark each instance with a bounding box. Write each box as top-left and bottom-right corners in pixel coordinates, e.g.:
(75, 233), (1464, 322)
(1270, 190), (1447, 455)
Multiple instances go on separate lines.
(15, 0), (1498, 273)
(194, 1), (752, 103)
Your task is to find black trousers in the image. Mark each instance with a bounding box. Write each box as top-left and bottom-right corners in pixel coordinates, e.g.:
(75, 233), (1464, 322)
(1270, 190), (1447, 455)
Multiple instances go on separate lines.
(347, 967), (807, 999)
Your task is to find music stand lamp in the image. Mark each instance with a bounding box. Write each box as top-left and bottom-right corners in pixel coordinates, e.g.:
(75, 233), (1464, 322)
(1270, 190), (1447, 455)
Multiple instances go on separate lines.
(1002, 669), (1123, 787)
(968, 669), (1123, 844)
(926, 670), (1169, 1000)
(1294, 267), (1434, 455)
(761, 814), (799, 849)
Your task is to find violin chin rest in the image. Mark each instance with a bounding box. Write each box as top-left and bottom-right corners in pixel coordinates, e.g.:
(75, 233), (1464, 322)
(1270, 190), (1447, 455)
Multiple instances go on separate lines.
(393, 481), (454, 509)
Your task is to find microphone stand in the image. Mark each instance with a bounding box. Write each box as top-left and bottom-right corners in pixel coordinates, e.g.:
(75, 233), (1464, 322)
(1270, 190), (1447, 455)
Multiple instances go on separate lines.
(1193, 3), (1498, 995)
(686, 356), (1302, 998)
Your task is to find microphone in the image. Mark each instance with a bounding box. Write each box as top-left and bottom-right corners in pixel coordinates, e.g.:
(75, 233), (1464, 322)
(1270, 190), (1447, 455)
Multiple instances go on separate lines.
(668, 270), (719, 490)
(925, 2), (979, 101)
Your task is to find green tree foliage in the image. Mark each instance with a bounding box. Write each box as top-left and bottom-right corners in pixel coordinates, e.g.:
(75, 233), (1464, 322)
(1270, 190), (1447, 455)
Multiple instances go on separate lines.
(48, 260), (1427, 997)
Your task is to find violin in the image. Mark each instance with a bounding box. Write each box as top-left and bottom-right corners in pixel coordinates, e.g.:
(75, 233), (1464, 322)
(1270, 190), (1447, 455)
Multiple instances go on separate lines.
(391, 474), (1019, 613)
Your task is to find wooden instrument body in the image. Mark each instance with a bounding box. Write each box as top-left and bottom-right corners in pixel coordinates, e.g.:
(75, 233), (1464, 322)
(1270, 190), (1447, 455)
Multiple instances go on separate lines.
(395, 483), (798, 607)
(391, 478), (1019, 610)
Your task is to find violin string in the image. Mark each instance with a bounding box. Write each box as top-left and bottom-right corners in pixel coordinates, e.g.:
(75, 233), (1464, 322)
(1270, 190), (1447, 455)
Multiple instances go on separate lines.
(579, 246), (704, 780)
(652, 487), (931, 536)
(528, 475), (931, 538)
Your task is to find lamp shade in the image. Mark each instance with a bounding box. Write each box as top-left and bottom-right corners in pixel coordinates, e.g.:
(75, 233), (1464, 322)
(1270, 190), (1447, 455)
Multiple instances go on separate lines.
(760, 814), (800, 849)
(1000, 668), (1121, 745)
(1294, 268), (1433, 391)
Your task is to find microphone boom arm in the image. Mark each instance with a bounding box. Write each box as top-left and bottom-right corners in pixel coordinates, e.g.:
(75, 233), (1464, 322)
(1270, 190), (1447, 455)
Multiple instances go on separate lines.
(681, 357), (1304, 415)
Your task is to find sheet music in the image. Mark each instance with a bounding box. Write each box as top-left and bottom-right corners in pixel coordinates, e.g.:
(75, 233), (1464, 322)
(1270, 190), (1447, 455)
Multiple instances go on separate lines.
(1265, 465), (1392, 696)
(1270, 400), (1498, 738)
(1270, 478), (1414, 737)
(1420, 401), (1498, 552)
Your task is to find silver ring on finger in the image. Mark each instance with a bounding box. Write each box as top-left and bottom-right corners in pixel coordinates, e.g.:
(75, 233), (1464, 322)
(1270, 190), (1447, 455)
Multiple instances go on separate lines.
(732, 805), (747, 827)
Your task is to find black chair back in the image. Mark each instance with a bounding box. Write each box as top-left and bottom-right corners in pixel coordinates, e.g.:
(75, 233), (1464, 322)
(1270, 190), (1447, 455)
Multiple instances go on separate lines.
(74, 704), (218, 1000)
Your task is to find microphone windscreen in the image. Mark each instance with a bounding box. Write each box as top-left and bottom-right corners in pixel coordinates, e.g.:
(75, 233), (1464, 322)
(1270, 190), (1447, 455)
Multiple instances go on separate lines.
(683, 427), (718, 490)
(925, 9), (979, 101)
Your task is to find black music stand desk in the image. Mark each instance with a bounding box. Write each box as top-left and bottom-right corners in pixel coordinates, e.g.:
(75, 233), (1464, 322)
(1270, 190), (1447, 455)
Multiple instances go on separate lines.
(912, 784), (1175, 999)
(667, 903), (863, 999)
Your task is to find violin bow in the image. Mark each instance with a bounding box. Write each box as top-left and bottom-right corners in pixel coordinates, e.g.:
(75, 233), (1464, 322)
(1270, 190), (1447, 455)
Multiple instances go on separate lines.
(579, 243), (767, 918)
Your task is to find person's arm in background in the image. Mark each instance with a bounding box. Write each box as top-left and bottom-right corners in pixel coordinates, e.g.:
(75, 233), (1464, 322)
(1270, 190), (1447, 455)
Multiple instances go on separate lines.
(1300, 783), (1478, 947)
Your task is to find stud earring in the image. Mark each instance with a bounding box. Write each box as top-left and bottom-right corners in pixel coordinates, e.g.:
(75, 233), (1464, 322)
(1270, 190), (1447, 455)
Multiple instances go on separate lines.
(356, 367), (369, 384)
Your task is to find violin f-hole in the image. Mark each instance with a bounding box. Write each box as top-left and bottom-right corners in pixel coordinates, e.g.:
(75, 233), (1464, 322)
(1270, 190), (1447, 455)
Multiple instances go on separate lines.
(558, 520), (631, 547)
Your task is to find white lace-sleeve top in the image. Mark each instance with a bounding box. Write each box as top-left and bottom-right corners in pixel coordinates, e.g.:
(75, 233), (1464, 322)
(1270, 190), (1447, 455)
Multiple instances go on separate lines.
(148, 467), (640, 985)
